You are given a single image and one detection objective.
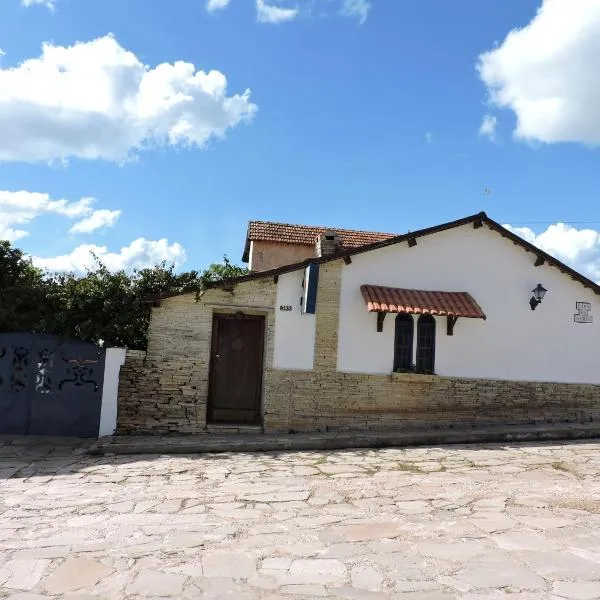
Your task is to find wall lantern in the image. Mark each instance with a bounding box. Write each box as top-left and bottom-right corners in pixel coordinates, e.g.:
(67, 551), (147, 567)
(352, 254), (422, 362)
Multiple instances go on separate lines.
(529, 283), (547, 311)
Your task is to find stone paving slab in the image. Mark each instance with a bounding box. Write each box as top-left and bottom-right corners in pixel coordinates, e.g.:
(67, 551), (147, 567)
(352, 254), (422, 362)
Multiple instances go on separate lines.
(2, 436), (600, 598)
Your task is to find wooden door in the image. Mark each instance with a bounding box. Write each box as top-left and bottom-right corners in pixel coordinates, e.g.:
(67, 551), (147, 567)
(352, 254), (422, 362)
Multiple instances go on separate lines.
(208, 314), (265, 424)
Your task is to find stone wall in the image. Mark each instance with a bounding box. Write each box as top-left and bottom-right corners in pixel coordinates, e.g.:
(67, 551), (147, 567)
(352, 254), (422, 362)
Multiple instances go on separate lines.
(263, 370), (600, 432)
(116, 278), (277, 435)
(313, 260), (342, 371)
(117, 350), (206, 435)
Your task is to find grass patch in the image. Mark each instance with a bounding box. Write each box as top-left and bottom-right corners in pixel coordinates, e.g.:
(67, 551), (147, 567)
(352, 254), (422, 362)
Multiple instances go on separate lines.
(557, 499), (600, 513)
(552, 461), (575, 473)
(394, 462), (423, 473)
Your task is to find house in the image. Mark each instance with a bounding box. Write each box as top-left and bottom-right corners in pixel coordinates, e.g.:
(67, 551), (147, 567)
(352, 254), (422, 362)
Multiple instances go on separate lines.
(117, 211), (600, 436)
(243, 220), (397, 272)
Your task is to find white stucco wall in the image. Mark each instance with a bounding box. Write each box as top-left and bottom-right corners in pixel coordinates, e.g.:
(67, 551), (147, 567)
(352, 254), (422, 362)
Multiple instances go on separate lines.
(273, 270), (316, 369)
(99, 347), (126, 437)
(337, 224), (600, 384)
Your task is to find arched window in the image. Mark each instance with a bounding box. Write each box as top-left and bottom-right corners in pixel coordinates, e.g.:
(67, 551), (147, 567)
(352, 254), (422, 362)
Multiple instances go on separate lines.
(394, 314), (414, 371)
(416, 314), (436, 373)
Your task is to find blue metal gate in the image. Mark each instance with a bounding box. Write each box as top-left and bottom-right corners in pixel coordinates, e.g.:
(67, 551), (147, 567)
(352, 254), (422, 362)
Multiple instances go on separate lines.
(0, 333), (105, 437)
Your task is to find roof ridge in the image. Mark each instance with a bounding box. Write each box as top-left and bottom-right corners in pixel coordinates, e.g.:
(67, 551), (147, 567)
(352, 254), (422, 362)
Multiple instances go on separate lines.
(247, 220), (398, 237)
(154, 211), (600, 303)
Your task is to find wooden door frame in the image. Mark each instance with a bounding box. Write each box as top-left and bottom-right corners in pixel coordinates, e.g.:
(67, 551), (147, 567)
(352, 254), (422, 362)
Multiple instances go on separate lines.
(207, 312), (266, 425)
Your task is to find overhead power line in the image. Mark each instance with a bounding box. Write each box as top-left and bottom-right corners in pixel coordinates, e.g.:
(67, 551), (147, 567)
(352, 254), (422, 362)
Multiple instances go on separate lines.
(510, 221), (600, 226)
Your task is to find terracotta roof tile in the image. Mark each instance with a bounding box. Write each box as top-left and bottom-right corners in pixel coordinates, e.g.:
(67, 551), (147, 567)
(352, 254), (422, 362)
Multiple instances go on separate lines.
(158, 212), (600, 302)
(360, 285), (486, 319)
(247, 221), (397, 248)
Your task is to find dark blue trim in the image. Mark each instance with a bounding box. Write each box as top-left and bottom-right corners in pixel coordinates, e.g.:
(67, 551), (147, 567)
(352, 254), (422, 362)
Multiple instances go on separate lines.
(303, 263), (319, 314)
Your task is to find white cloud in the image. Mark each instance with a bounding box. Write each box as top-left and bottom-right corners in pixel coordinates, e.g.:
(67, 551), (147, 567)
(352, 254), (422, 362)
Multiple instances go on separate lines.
(0, 226), (29, 242)
(207, 0), (231, 11)
(207, 0), (371, 24)
(256, 0), (298, 23)
(505, 222), (600, 282)
(33, 238), (187, 273)
(479, 114), (497, 141)
(341, 0), (371, 24)
(69, 209), (122, 234)
(21, 0), (55, 10)
(0, 190), (121, 242)
(478, 0), (600, 145)
(0, 35), (257, 163)
(0, 190), (93, 242)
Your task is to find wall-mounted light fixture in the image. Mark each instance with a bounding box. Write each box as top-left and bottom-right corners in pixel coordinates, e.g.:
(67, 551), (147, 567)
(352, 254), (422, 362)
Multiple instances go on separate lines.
(529, 283), (547, 311)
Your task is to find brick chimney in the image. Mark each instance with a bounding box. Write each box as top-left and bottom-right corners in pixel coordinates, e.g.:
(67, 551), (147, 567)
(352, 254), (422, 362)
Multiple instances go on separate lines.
(316, 230), (342, 257)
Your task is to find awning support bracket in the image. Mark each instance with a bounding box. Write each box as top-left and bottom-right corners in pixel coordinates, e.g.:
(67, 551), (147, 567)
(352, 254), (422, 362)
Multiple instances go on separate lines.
(447, 315), (458, 336)
(376, 312), (386, 333)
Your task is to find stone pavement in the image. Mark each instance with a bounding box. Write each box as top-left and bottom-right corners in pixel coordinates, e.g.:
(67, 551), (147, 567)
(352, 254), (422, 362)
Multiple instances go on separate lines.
(2, 437), (600, 599)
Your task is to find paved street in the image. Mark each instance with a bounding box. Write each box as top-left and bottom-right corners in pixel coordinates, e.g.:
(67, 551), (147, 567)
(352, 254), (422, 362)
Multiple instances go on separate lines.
(2, 439), (600, 599)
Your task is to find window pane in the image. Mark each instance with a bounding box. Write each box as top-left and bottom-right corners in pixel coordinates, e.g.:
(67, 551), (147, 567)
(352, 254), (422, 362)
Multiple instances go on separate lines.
(416, 315), (436, 373)
(394, 314), (414, 370)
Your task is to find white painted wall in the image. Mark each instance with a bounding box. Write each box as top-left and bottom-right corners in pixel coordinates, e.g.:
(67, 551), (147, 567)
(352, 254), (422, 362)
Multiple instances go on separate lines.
(99, 347), (126, 437)
(337, 224), (600, 384)
(273, 270), (316, 370)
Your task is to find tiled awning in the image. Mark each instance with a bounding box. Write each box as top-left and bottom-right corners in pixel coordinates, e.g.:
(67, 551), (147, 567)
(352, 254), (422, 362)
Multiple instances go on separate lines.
(360, 285), (486, 319)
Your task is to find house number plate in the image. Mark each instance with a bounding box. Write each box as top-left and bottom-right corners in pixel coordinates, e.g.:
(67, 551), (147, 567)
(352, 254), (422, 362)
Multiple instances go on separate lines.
(279, 305), (293, 312)
(574, 302), (593, 323)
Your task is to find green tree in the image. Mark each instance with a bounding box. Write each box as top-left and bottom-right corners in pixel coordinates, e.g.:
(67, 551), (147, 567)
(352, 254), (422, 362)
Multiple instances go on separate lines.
(199, 255), (249, 288)
(0, 241), (50, 332)
(46, 260), (203, 349)
(0, 240), (249, 349)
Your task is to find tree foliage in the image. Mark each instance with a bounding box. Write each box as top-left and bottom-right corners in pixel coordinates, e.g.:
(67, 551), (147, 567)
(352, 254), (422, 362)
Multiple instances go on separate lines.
(0, 241), (51, 332)
(0, 241), (248, 349)
(199, 255), (250, 288)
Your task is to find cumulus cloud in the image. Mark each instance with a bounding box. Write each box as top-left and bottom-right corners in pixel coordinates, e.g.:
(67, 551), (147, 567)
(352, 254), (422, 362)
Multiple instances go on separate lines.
(0, 35), (257, 163)
(0, 190), (120, 242)
(479, 114), (497, 141)
(0, 226), (28, 242)
(21, 0), (55, 10)
(69, 209), (122, 234)
(506, 222), (600, 282)
(207, 0), (231, 11)
(256, 0), (298, 23)
(32, 238), (187, 273)
(0, 190), (91, 242)
(341, 0), (371, 24)
(478, 0), (600, 145)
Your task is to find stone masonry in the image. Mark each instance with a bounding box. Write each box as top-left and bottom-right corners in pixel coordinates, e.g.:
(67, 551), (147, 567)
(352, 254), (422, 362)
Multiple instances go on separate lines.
(263, 370), (600, 432)
(312, 260), (343, 372)
(117, 278), (276, 434)
(117, 256), (600, 436)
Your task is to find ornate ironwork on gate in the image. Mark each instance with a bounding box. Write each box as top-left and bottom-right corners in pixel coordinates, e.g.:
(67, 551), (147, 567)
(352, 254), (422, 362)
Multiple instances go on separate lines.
(0, 333), (105, 437)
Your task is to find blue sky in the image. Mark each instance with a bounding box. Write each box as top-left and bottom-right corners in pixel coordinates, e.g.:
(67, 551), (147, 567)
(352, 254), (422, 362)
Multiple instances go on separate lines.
(1, 0), (600, 279)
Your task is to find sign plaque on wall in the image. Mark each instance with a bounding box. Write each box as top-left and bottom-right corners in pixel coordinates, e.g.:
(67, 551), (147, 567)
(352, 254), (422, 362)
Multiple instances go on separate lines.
(574, 302), (593, 323)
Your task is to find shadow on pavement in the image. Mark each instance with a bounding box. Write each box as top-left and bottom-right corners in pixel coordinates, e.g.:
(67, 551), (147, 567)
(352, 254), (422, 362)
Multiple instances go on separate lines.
(0, 434), (596, 480)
